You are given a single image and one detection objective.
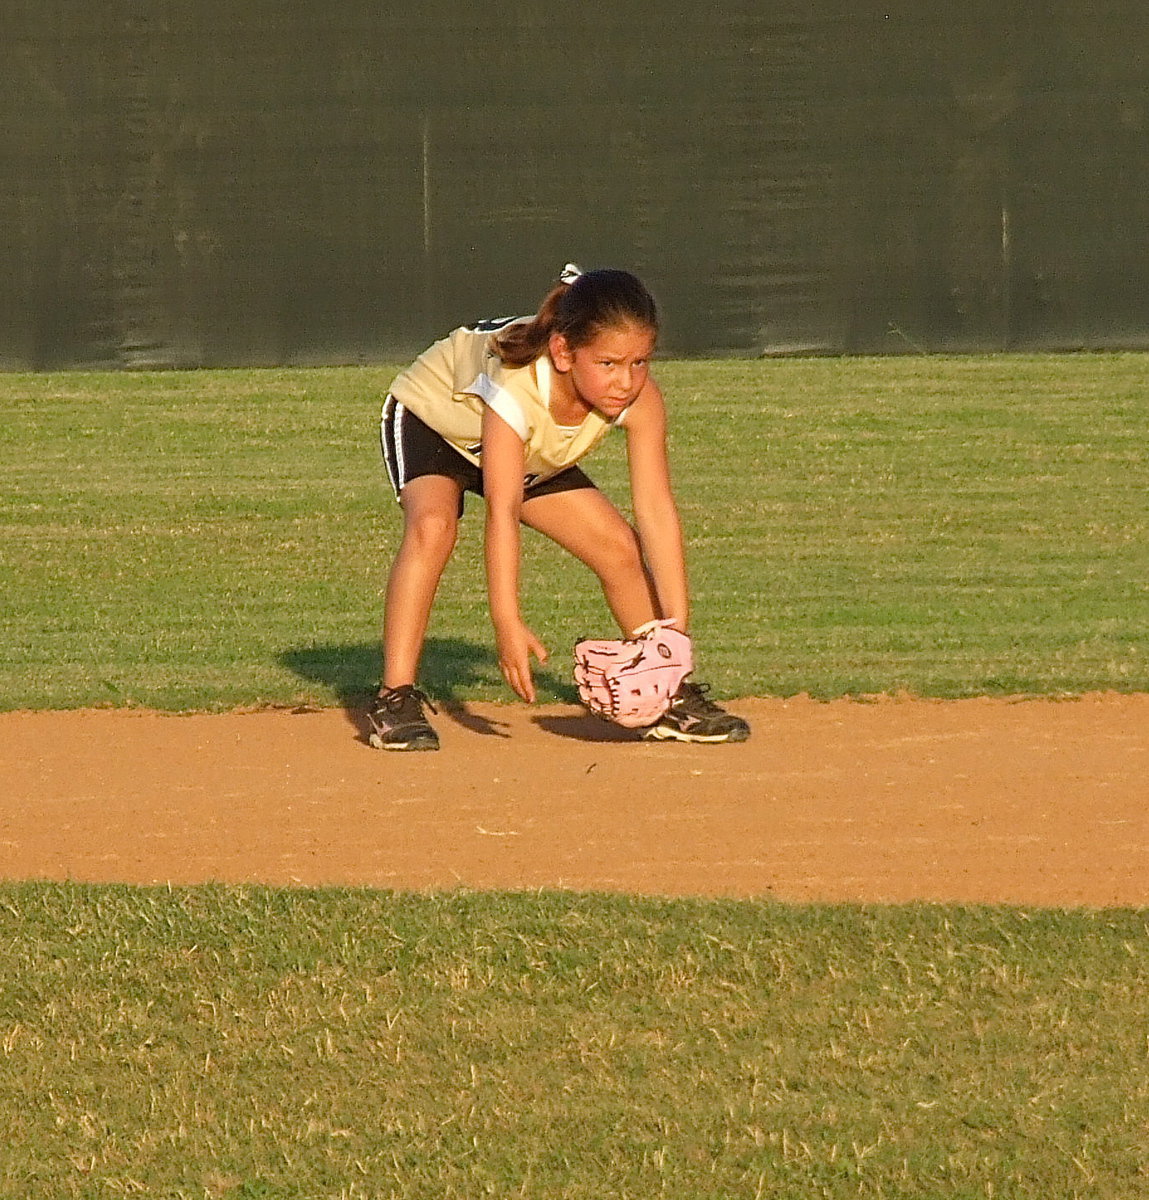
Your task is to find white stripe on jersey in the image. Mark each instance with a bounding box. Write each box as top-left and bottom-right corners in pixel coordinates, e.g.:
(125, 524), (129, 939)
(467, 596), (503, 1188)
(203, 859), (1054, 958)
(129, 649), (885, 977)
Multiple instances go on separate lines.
(464, 371), (530, 441)
(534, 353), (553, 404)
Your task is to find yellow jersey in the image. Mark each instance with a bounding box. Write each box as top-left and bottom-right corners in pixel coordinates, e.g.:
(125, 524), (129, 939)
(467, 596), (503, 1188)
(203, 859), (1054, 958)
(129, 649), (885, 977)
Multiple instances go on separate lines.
(388, 319), (627, 485)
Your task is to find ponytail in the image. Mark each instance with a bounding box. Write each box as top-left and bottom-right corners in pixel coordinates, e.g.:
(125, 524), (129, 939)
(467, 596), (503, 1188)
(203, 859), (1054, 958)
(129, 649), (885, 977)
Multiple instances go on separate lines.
(491, 273), (573, 367)
(492, 263), (659, 368)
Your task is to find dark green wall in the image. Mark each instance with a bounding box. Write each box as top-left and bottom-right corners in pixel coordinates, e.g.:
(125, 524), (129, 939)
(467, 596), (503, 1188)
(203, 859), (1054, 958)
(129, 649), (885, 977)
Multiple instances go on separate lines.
(3, 1), (1147, 367)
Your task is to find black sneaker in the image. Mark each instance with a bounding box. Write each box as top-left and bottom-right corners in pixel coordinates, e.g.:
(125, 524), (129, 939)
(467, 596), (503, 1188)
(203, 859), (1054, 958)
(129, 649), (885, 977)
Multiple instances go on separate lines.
(367, 685), (440, 751)
(641, 680), (750, 744)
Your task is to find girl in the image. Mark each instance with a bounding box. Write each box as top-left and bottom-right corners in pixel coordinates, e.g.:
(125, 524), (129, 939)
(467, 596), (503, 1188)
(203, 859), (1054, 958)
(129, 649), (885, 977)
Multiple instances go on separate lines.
(371, 264), (750, 751)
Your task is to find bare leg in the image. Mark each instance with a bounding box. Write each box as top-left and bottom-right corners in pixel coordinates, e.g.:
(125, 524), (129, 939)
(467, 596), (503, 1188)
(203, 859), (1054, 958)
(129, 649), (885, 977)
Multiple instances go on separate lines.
(520, 486), (660, 635)
(381, 475), (464, 689)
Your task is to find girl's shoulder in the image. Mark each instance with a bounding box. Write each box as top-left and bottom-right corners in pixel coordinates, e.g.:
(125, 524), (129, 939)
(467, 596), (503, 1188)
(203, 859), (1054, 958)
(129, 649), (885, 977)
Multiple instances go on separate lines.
(449, 315), (530, 357)
(444, 318), (530, 374)
(457, 315), (526, 336)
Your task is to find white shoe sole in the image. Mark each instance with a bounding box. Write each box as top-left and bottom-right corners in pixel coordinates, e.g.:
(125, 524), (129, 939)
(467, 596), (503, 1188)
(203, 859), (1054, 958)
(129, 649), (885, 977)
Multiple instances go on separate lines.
(641, 725), (749, 744)
(368, 731), (439, 751)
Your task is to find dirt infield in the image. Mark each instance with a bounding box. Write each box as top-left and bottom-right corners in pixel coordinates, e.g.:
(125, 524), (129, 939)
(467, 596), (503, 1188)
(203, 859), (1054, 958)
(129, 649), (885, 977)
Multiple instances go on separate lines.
(2, 694), (1146, 907)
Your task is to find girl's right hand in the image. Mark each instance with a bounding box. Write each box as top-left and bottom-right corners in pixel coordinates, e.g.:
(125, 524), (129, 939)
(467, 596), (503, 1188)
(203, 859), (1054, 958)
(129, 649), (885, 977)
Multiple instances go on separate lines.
(495, 618), (549, 703)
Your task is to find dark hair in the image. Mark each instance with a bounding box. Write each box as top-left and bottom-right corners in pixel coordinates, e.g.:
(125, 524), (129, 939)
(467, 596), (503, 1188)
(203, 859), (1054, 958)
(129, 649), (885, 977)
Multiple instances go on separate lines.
(492, 268), (659, 367)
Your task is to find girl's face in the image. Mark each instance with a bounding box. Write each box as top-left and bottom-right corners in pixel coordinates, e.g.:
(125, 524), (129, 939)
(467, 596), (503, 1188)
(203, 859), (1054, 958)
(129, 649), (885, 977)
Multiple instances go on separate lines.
(549, 323), (657, 420)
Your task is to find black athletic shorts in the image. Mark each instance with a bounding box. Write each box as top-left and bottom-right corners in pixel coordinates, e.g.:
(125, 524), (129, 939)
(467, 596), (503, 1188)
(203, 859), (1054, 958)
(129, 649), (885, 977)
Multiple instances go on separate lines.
(380, 394), (597, 516)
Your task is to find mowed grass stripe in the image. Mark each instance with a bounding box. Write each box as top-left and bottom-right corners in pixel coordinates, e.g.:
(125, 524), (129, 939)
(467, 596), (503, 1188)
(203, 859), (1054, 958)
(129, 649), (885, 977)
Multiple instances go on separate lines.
(1, 883), (1146, 1199)
(1, 354), (1146, 709)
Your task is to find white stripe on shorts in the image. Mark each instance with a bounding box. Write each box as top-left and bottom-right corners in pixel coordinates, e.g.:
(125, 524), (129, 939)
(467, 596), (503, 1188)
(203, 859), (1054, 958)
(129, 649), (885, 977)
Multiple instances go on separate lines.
(380, 394), (408, 499)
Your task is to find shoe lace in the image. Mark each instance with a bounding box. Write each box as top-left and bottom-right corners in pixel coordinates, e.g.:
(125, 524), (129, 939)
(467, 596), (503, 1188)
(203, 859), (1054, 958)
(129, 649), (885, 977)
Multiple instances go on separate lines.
(675, 680), (722, 714)
(378, 685), (438, 718)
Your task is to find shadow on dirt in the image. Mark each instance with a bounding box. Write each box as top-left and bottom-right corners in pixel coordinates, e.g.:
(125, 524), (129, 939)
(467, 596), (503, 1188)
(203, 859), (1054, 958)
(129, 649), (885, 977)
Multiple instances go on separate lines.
(280, 639), (579, 742)
(531, 712), (641, 743)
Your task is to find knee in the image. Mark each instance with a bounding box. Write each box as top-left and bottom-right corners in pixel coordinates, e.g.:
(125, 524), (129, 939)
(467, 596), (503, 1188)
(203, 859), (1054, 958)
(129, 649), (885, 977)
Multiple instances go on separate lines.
(591, 523), (646, 582)
(402, 509), (458, 563)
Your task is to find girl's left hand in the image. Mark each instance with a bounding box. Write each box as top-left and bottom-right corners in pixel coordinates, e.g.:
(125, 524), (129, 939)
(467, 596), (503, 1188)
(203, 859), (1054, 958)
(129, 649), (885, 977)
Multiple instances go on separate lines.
(495, 618), (549, 702)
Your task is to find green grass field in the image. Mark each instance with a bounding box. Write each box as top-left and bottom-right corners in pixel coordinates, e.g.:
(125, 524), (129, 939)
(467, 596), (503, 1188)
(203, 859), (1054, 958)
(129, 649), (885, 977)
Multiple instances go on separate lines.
(1, 885), (1147, 1200)
(3, 356), (1147, 1198)
(1, 353), (1146, 710)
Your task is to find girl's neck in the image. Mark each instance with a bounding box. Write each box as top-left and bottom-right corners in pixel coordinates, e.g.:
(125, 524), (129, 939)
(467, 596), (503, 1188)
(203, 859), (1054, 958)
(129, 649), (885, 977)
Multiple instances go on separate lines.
(544, 358), (591, 425)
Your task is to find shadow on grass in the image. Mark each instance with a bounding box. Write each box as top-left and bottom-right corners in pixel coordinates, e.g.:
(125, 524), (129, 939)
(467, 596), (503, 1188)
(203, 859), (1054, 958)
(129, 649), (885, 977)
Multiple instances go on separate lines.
(280, 638), (579, 743)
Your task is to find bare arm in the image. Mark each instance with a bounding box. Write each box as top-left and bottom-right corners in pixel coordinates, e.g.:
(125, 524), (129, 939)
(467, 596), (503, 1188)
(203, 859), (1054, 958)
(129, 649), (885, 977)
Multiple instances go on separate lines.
(623, 378), (690, 632)
(481, 405), (549, 701)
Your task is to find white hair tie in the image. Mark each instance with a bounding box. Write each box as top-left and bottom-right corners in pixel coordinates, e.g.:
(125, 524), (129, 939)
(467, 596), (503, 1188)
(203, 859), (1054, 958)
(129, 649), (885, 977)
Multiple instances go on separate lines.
(559, 262), (584, 285)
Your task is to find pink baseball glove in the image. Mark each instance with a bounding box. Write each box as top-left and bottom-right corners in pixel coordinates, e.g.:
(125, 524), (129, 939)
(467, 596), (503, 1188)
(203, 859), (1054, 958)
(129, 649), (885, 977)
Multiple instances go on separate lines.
(573, 620), (693, 728)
